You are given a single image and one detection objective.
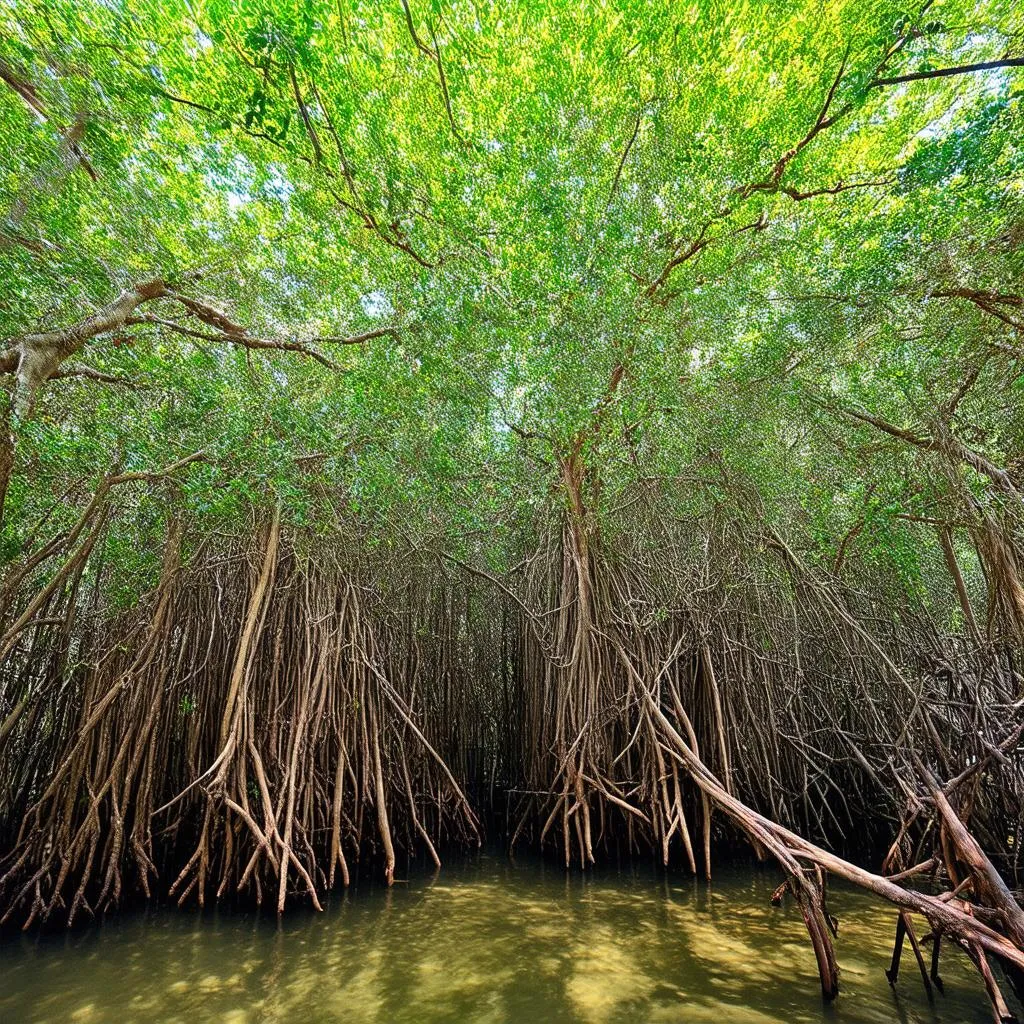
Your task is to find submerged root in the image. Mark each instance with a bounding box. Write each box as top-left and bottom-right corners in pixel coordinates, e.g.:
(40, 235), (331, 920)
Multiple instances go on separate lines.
(0, 519), (479, 924)
(0, 509), (1021, 1019)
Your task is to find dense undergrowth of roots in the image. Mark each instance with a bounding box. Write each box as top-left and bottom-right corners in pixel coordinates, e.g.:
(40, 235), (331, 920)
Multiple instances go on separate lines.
(0, 518), (488, 925)
(0, 509), (1020, 925)
(1, 506), (1023, 1011)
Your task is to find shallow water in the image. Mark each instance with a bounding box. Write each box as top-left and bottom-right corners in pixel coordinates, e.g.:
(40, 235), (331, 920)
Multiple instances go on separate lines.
(0, 855), (1016, 1023)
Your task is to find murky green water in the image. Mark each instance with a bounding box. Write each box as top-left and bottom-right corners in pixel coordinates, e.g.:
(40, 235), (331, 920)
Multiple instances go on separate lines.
(1, 855), (1016, 1023)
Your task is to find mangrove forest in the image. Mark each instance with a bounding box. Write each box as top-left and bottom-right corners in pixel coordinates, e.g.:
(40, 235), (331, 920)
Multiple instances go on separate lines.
(1, 0), (1023, 1020)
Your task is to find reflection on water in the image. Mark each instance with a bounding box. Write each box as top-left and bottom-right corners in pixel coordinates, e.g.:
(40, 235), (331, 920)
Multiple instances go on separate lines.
(1, 855), (1016, 1023)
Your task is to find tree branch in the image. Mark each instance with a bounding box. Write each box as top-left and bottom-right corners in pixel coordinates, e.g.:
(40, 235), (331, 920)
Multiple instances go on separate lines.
(314, 327), (401, 345)
(400, 0), (464, 143)
(146, 67), (439, 269)
(6, 277), (168, 412)
(607, 108), (642, 207)
(106, 451), (208, 485)
(779, 178), (892, 201)
(0, 58), (97, 181)
(735, 49), (851, 202)
(870, 57), (1024, 88)
(643, 52), (856, 299)
(2, 278), (404, 413)
(841, 405), (1021, 501)
(932, 288), (1024, 332)
(48, 364), (140, 388)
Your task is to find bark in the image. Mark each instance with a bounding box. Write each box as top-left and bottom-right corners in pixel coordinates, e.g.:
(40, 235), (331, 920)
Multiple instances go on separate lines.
(6, 277), (168, 414)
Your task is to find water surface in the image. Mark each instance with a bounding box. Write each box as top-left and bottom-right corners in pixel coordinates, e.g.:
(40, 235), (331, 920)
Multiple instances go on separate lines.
(1, 855), (1015, 1023)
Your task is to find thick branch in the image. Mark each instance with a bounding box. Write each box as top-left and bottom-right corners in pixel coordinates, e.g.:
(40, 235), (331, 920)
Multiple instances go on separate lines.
(48, 364), (139, 388)
(870, 57), (1024, 88)
(932, 288), (1024, 333)
(8, 277), (168, 412)
(4, 280), (398, 413)
(842, 406), (1021, 501)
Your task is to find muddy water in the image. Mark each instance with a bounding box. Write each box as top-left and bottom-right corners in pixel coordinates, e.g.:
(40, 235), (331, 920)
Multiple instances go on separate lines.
(0, 856), (1015, 1023)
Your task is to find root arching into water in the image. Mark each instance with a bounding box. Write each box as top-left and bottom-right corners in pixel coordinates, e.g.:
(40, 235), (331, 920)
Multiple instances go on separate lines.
(0, 496), (1021, 1018)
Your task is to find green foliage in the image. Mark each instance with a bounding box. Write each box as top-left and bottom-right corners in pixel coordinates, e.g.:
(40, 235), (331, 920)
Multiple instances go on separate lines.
(1, 0), (1022, 627)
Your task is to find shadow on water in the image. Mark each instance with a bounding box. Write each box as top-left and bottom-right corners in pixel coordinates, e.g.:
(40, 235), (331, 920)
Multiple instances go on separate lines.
(0, 855), (1018, 1023)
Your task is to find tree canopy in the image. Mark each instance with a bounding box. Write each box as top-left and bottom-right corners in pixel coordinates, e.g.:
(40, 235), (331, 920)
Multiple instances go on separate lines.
(0, 0), (1020, 624)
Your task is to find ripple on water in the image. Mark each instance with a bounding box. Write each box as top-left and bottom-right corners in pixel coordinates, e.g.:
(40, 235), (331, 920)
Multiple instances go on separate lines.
(0, 858), (1015, 1024)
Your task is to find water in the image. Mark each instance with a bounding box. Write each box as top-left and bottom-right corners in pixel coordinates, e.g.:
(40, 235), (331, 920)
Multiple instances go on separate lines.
(0, 855), (1015, 1023)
